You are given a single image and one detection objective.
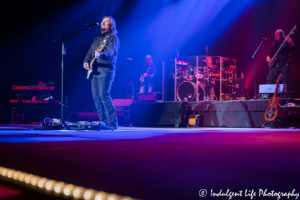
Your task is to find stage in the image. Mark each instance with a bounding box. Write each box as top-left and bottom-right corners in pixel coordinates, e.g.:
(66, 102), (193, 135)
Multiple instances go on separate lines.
(69, 99), (300, 129)
(0, 125), (300, 200)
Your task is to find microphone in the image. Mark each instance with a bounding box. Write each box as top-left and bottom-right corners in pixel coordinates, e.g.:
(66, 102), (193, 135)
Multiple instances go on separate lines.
(205, 45), (208, 55)
(261, 37), (267, 40)
(176, 50), (179, 58)
(85, 23), (99, 27)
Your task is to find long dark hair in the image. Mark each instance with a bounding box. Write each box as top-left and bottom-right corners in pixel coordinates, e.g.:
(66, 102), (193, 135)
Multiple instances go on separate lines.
(103, 16), (118, 35)
(272, 29), (285, 50)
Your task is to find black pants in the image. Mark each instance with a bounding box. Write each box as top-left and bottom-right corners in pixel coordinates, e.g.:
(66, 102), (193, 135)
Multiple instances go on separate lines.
(266, 62), (292, 97)
(91, 67), (117, 126)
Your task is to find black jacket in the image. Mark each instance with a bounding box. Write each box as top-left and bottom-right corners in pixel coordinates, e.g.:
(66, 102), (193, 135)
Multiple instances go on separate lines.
(269, 40), (295, 67)
(84, 32), (120, 67)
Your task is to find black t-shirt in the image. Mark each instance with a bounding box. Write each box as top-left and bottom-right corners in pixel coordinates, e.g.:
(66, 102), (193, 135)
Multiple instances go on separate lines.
(269, 40), (295, 67)
(142, 64), (157, 84)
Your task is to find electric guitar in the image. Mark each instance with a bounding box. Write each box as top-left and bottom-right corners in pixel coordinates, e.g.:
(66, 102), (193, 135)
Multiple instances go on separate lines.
(86, 44), (106, 79)
(268, 25), (297, 70)
(264, 74), (282, 122)
(140, 66), (151, 85)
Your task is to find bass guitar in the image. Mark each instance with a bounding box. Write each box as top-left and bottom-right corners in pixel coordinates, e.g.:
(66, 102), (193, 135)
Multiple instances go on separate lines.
(264, 74), (282, 122)
(268, 25), (297, 70)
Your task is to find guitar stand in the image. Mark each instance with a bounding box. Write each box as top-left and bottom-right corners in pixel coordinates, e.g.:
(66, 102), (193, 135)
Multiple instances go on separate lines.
(261, 119), (280, 128)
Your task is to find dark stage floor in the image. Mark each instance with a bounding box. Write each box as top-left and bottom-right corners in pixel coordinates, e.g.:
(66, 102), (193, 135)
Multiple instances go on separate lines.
(0, 125), (300, 200)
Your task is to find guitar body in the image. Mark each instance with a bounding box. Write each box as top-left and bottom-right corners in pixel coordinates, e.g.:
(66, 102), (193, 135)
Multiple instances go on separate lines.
(140, 66), (151, 85)
(264, 97), (282, 121)
(86, 42), (106, 79)
(268, 58), (277, 70)
(264, 74), (283, 122)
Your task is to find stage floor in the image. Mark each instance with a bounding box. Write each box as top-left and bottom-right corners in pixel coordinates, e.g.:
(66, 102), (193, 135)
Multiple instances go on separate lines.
(0, 125), (300, 200)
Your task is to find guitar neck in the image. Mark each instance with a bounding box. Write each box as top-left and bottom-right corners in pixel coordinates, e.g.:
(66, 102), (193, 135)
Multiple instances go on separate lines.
(90, 45), (106, 66)
(272, 79), (280, 103)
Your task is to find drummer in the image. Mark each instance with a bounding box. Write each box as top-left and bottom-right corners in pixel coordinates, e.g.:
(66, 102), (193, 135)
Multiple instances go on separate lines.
(205, 56), (219, 74)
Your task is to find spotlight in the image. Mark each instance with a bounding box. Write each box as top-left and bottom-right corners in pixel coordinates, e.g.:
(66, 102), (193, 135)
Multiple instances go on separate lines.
(63, 184), (74, 196)
(31, 176), (40, 186)
(13, 171), (20, 180)
(83, 189), (95, 200)
(94, 192), (106, 200)
(54, 182), (64, 194)
(107, 195), (117, 200)
(73, 186), (83, 199)
(25, 174), (33, 184)
(37, 178), (47, 188)
(18, 172), (27, 182)
(7, 170), (14, 178)
(1, 168), (7, 176)
(45, 180), (56, 191)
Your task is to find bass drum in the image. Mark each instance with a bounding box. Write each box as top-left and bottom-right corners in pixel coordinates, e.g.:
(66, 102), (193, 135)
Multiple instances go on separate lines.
(177, 81), (204, 101)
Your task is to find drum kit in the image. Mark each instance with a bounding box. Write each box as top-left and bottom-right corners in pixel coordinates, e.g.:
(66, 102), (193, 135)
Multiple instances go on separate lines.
(175, 56), (236, 101)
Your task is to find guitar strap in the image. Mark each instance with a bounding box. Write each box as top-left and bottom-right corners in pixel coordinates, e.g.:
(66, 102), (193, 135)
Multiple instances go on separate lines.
(96, 34), (112, 51)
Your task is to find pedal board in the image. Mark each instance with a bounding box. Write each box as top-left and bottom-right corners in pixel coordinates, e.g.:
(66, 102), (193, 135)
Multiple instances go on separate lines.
(65, 121), (99, 130)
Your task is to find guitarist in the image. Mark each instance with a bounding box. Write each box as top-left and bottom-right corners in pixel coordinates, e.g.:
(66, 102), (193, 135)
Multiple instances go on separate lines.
(140, 55), (157, 93)
(266, 29), (295, 98)
(83, 16), (120, 130)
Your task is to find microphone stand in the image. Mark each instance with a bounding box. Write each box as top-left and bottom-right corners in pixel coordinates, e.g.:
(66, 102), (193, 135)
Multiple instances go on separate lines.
(252, 38), (266, 99)
(53, 26), (96, 121)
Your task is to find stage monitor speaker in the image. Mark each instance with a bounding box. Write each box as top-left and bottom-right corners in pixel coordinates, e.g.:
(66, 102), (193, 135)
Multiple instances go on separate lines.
(137, 92), (162, 102)
(113, 99), (134, 126)
(113, 99), (133, 110)
(130, 101), (188, 127)
(235, 78), (245, 98)
(259, 84), (286, 99)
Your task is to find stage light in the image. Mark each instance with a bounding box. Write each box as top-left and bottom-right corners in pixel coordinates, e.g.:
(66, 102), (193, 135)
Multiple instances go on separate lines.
(63, 184), (74, 196)
(54, 182), (64, 193)
(13, 171), (20, 180)
(18, 172), (27, 182)
(0, 166), (137, 200)
(31, 176), (40, 186)
(83, 189), (94, 200)
(73, 186), (83, 198)
(1, 168), (7, 176)
(38, 178), (47, 188)
(94, 192), (106, 200)
(45, 180), (56, 191)
(107, 195), (117, 200)
(25, 174), (33, 184)
(7, 170), (14, 178)
(121, 197), (132, 200)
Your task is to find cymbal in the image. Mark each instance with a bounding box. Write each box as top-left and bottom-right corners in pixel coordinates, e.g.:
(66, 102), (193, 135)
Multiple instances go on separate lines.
(215, 58), (231, 62)
(176, 60), (189, 65)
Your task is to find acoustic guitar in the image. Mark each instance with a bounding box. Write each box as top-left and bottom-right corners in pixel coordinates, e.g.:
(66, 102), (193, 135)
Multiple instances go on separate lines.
(264, 74), (282, 121)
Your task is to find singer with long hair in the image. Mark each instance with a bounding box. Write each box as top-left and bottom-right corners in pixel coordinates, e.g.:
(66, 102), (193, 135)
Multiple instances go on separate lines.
(83, 16), (120, 130)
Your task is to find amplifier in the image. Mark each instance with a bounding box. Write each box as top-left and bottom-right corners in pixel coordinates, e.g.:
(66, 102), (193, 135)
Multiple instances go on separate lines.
(137, 92), (162, 102)
(259, 84), (286, 99)
(130, 101), (188, 127)
(112, 99), (134, 126)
